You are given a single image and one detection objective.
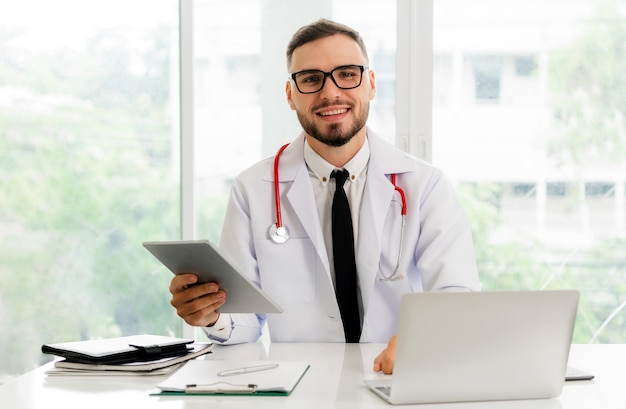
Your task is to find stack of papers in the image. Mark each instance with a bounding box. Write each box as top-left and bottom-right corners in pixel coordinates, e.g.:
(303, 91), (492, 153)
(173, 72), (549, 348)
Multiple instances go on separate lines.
(154, 360), (310, 395)
(46, 343), (214, 376)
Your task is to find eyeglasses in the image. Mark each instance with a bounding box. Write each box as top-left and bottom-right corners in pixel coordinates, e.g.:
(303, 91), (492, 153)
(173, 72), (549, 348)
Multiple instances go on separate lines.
(289, 65), (369, 94)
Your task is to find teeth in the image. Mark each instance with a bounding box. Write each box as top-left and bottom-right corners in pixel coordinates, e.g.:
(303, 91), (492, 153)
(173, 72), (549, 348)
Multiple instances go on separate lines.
(320, 109), (347, 116)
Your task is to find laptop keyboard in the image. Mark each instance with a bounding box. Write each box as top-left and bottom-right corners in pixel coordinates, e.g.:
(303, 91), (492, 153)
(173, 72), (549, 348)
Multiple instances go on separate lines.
(376, 386), (392, 397)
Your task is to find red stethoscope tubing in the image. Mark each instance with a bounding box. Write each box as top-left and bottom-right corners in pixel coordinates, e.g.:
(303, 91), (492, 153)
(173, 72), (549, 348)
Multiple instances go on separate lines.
(271, 143), (407, 235)
(391, 173), (407, 216)
(273, 143), (290, 229)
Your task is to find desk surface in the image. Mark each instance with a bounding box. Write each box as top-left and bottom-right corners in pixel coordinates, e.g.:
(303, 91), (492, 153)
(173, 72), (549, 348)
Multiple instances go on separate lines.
(1, 343), (624, 409)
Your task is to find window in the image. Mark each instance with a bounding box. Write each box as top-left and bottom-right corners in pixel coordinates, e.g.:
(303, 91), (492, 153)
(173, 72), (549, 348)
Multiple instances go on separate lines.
(471, 55), (502, 101)
(515, 55), (537, 77)
(434, 0), (626, 343)
(547, 182), (568, 197)
(512, 183), (536, 197)
(0, 0), (180, 382)
(585, 182), (614, 197)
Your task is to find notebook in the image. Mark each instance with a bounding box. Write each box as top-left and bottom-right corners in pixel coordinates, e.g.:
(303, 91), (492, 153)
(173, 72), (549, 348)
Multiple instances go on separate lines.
(47, 343), (213, 376)
(41, 334), (194, 365)
(364, 290), (579, 405)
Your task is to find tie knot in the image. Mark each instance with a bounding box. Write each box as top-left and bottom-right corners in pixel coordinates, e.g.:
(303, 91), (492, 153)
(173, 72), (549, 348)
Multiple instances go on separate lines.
(331, 169), (350, 186)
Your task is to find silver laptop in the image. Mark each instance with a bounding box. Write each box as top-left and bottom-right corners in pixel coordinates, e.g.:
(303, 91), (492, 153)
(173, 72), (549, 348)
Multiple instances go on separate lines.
(365, 290), (579, 405)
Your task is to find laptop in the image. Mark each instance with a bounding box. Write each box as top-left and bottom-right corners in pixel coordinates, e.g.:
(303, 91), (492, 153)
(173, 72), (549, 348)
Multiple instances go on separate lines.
(365, 290), (579, 405)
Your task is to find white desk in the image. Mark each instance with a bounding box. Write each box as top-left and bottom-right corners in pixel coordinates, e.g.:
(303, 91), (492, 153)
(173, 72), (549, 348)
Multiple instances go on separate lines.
(1, 343), (623, 409)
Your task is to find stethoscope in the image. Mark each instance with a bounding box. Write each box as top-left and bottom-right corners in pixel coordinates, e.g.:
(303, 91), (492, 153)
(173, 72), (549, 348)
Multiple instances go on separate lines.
(268, 143), (407, 281)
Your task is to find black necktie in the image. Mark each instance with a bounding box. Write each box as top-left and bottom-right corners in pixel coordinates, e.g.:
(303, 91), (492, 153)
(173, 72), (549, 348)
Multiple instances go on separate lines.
(330, 169), (360, 343)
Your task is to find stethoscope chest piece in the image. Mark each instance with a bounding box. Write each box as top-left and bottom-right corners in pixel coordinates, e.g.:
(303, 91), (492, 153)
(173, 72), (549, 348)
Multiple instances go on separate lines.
(269, 223), (289, 244)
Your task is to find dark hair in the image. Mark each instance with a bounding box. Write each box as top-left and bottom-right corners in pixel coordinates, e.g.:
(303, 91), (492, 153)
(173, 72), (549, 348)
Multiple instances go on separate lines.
(286, 19), (369, 67)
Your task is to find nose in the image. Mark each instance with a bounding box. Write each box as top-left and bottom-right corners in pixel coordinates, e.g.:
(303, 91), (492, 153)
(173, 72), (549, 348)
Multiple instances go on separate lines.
(319, 73), (342, 99)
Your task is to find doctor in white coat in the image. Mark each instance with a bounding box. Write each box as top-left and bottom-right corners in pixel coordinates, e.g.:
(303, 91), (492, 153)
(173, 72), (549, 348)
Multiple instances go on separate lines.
(169, 19), (480, 374)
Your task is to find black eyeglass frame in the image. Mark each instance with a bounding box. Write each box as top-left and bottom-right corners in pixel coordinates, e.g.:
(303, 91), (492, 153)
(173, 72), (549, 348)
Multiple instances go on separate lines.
(289, 65), (369, 94)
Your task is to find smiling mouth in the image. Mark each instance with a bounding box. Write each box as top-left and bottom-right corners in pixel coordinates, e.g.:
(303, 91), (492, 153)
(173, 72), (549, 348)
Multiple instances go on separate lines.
(318, 108), (348, 116)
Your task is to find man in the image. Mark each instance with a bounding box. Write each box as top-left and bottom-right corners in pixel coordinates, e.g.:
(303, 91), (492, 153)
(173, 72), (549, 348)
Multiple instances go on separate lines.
(169, 19), (480, 374)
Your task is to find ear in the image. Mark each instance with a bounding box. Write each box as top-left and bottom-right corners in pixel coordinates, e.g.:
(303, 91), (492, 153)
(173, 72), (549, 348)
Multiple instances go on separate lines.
(368, 69), (376, 101)
(286, 80), (296, 110)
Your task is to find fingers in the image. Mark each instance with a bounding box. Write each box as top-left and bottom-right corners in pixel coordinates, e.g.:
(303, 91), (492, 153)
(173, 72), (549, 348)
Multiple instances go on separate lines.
(169, 273), (198, 294)
(373, 354), (384, 372)
(373, 351), (394, 375)
(169, 274), (226, 327)
(373, 335), (397, 375)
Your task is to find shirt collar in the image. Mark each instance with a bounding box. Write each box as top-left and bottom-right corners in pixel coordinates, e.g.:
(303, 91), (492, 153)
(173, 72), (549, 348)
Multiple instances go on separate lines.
(304, 137), (370, 185)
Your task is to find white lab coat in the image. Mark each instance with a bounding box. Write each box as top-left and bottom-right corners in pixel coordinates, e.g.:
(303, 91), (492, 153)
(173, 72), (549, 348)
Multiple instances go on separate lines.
(216, 128), (480, 343)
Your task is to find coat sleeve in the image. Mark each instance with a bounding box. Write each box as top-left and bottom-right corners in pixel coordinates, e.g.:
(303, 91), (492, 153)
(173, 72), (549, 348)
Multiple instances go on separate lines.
(208, 175), (267, 344)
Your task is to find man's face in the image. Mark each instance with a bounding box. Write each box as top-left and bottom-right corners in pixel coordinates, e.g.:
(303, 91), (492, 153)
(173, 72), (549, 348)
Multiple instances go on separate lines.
(286, 34), (376, 147)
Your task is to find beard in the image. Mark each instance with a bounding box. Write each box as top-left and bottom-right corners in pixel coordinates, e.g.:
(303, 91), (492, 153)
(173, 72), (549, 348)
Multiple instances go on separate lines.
(296, 101), (369, 147)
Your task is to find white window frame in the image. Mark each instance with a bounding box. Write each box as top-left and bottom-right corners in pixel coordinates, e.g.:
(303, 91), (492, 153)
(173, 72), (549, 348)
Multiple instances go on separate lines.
(396, 0), (433, 162)
(179, 0), (195, 338)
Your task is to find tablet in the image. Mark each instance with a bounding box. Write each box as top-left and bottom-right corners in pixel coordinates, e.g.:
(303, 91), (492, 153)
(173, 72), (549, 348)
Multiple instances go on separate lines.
(143, 240), (283, 314)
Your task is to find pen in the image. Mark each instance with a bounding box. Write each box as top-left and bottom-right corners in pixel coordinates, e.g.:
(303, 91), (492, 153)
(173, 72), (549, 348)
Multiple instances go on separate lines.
(217, 363), (280, 377)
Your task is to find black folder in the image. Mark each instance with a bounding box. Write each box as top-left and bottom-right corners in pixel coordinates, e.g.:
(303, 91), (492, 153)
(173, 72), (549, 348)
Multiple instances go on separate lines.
(42, 334), (194, 365)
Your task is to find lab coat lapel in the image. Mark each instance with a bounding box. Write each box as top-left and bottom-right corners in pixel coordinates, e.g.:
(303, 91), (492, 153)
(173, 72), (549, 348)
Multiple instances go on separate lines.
(357, 159), (394, 313)
(275, 136), (332, 277)
(357, 131), (415, 315)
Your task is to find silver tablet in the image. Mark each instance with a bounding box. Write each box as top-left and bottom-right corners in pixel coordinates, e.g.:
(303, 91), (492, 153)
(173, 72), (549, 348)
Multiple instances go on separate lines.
(143, 240), (283, 314)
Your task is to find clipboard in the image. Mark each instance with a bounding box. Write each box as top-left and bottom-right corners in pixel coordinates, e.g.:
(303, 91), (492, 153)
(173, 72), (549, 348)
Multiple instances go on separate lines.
(143, 240), (283, 314)
(152, 360), (310, 396)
